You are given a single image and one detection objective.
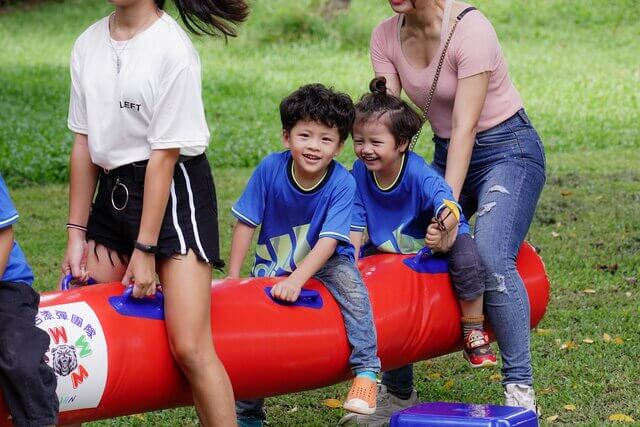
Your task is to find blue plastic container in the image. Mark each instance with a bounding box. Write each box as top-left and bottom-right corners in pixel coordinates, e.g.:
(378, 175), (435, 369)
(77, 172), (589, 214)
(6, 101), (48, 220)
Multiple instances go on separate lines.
(390, 402), (538, 426)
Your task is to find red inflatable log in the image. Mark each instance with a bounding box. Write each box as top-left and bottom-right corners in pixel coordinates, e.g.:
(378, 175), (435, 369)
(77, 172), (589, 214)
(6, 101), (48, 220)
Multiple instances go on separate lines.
(0, 243), (549, 425)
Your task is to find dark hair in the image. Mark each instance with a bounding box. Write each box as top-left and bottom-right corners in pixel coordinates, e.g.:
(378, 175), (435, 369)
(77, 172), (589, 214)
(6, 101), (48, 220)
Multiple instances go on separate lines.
(354, 77), (422, 147)
(155, 0), (249, 37)
(279, 83), (355, 143)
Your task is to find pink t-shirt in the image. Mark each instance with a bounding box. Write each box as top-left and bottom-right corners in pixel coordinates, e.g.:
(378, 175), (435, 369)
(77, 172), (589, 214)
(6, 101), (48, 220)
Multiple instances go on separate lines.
(370, 10), (523, 138)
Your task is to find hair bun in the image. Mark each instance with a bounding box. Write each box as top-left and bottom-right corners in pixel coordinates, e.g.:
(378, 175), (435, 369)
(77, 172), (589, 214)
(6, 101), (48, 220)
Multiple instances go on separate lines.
(369, 77), (387, 95)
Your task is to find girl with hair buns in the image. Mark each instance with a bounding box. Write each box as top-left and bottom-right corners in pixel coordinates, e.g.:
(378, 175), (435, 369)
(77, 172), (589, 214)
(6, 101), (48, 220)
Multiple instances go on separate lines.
(63, 0), (248, 424)
(342, 0), (546, 424)
(345, 77), (495, 424)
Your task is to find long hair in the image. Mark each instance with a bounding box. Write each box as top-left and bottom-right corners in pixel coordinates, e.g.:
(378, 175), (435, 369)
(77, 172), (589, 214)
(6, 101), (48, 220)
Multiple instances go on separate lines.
(354, 77), (422, 147)
(155, 0), (249, 37)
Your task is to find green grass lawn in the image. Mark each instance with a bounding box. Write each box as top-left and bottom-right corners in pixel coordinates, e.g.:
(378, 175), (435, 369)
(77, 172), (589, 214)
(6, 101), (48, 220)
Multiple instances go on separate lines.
(11, 149), (640, 426)
(2, 0), (640, 425)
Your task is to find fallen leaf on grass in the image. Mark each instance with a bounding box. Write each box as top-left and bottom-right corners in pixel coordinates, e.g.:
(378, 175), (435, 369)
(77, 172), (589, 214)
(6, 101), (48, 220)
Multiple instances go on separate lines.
(551, 231), (560, 238)
(596, 263), (618, 273)
(287, 406), (298, 413)
(545, 415), (559, 422)
(563, 404), (576, 411)
(625, 292), (632, 297)
(582, 338), (594, 344)
(133, 414), (145, 421)
(582, 289), (597, 294)
(614, 336), (625, 345)
(535, 328), (553, 335)
(323, 399), (342, 409)
(443, 380), (454, 391)
(603, 333), (612, 343)
(609, 413), (635, 422)
(625, 277), (637, 285)
(560, 190), (573, 197)
(560, 341), (577, 350)
(539, 387), (557, 395)
(427, 372), (442, 380)
(489, 373), (502, 382)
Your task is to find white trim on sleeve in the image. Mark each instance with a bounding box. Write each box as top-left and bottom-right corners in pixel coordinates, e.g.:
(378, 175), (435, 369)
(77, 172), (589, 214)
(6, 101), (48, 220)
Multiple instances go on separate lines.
(319, 231), (351, 242)
(231, 207), (259, 227)
(0, 214), (19, 227)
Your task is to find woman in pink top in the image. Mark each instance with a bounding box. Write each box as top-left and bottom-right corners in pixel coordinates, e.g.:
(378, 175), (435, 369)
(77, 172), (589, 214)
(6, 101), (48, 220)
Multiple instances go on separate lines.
(341, 1), (546, 424)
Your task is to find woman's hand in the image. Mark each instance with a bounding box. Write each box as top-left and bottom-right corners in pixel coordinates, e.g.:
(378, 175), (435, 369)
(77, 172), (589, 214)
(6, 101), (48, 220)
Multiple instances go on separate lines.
(122, 249), (157, 298)
(123, 148), (178, 298)
(62, 229), (90, 281)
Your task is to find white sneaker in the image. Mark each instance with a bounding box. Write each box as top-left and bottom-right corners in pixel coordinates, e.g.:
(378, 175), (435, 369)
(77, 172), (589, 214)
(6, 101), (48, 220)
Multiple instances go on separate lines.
(338, 384), (418, 426)
(504, 383), (539, 415)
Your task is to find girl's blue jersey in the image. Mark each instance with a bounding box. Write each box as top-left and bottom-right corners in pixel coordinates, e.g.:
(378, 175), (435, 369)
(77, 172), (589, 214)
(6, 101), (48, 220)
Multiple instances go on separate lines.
(0, 175), (34, 285)
(232, 151), (355, 277)
(351, 151), (470, 255)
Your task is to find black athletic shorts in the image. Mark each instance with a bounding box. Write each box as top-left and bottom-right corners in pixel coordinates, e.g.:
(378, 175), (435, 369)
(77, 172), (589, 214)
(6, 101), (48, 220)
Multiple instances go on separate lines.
(86, 153), (224, 268)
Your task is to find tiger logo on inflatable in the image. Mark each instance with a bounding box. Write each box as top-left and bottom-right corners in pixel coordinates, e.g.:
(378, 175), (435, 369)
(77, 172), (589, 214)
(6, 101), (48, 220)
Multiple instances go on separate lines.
(51, 344), (78, 377)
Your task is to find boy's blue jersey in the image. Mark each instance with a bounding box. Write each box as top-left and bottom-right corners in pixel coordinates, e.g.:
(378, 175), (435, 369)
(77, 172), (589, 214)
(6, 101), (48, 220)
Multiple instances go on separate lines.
(351, 151), (470, 255)
(232, 151), (355, 277)
(0, 175), (34, 285)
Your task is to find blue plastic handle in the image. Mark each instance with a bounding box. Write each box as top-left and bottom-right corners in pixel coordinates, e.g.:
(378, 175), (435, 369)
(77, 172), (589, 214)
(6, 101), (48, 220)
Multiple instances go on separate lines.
(264, 287), (323, 309)
(403, 247), (449, 274)
(60, 274), (97, 290)
(108, 286), (165, 320)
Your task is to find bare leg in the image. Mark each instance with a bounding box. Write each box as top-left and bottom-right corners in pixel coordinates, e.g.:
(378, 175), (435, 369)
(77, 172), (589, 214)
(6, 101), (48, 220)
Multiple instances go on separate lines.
(85, 240), (128, 283)
(158, 250), (236, 427)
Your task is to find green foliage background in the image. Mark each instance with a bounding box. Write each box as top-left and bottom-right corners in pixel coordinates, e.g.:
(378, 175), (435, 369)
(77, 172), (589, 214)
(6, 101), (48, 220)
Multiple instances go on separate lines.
(1, 0), (638, 185)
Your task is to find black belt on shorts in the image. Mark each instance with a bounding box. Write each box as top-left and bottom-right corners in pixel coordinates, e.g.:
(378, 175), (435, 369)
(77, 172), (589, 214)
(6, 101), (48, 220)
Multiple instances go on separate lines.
(101, 154), (204, 182)
(101, 154), (205, 211)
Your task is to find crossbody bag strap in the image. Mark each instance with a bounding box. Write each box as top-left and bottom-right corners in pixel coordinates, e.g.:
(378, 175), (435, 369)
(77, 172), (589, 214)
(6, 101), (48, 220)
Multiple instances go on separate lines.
(410, 5), (478, 150)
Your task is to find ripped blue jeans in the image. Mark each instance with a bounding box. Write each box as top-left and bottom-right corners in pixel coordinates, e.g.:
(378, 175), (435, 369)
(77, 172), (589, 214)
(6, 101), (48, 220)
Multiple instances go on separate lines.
(432, 109), (546, 386)
(383, 110), (545, 393)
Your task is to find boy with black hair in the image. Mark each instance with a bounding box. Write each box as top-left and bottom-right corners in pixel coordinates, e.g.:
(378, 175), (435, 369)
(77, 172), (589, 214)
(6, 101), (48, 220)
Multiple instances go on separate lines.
(228, 84), (381, 426)
(0, 174), (58, 427)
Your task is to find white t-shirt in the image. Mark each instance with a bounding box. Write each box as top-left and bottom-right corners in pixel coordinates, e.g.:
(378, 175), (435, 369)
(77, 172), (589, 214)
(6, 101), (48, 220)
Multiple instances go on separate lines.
(68, 12), (210, 170)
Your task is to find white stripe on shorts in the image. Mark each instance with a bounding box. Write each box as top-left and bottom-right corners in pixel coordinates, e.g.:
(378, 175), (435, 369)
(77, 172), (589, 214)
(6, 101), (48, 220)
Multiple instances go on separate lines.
(170, 179), (187, 254)
(179, 163), (210, 263)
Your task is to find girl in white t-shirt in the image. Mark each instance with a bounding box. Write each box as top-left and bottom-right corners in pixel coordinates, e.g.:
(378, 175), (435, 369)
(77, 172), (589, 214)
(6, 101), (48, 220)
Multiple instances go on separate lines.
(62, 0), (248, 424)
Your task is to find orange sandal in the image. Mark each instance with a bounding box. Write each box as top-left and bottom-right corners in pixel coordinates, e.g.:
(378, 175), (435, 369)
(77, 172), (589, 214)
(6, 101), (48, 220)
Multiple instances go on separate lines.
(343, 376), (377, 415)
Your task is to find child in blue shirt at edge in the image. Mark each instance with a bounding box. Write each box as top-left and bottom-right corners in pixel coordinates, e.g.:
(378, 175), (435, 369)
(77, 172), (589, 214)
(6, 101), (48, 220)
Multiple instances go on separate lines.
(341, 77), (496, 424)
(228, 84), (381, 426)
(0, 174), (58, 427)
